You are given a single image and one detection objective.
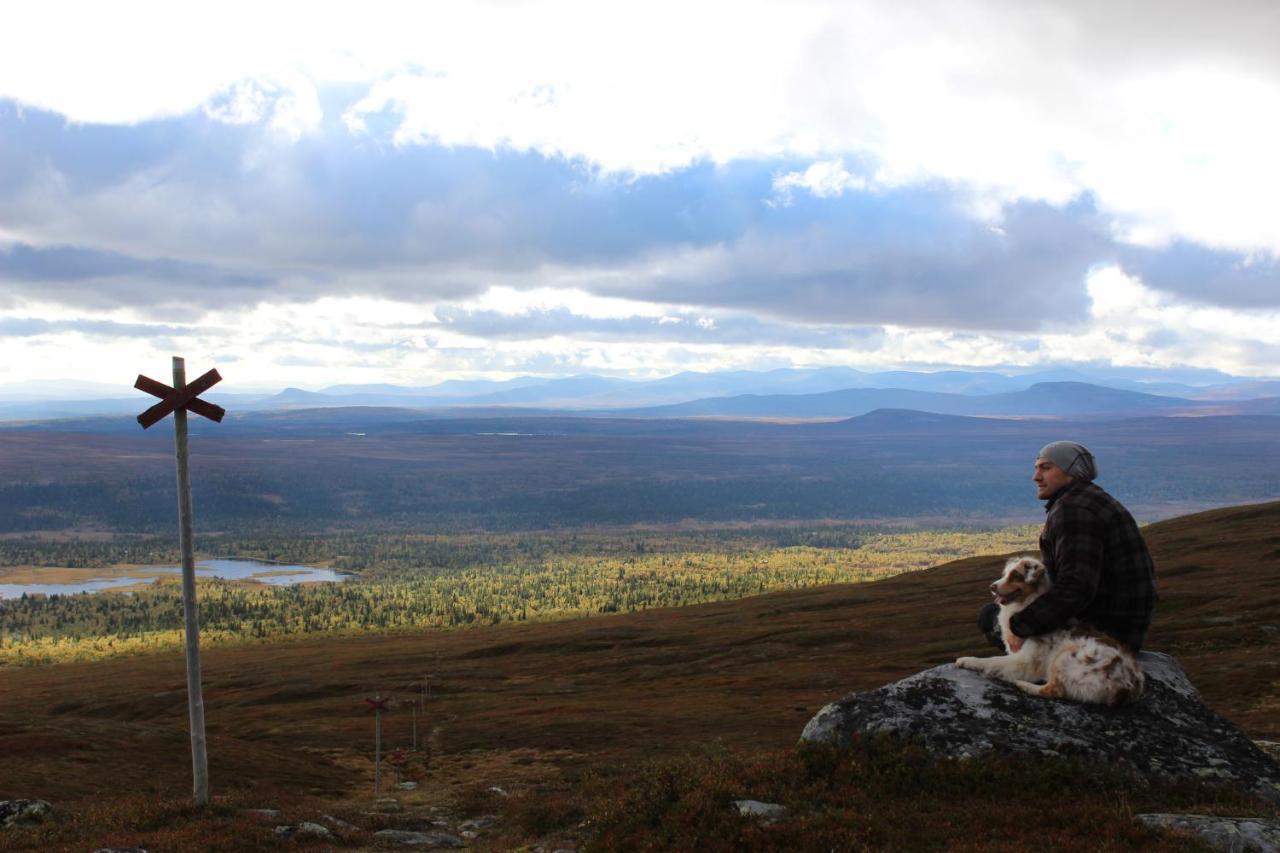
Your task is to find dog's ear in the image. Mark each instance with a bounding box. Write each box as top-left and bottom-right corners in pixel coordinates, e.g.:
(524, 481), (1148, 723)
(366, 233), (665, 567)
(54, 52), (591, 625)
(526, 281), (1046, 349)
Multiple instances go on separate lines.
(1023, 559), (1045, 583)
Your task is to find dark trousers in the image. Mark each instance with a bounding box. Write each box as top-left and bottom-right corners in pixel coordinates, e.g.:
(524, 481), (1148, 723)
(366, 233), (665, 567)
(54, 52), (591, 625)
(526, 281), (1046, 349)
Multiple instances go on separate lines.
(978, 602), (1007, 652)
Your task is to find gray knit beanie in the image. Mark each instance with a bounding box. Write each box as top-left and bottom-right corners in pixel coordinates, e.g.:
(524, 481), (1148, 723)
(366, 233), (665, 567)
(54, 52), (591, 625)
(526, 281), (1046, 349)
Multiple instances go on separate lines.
(1038, 441), (1097, 481)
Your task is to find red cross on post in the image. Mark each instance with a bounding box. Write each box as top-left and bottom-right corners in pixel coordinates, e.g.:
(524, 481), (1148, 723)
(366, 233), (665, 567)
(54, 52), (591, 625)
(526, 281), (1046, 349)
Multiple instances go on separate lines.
(134, 357), (225, 808)
(134, 368), (225, 429)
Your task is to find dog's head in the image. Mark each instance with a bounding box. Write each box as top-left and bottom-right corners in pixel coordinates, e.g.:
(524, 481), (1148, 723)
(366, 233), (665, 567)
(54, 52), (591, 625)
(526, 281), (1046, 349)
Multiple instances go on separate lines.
(990, 556), (1048, 607)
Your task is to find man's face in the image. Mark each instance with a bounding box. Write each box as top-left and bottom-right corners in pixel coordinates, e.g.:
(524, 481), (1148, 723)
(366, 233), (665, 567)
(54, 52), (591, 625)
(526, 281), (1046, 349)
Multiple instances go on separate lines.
(1033, 457), (1073, 500)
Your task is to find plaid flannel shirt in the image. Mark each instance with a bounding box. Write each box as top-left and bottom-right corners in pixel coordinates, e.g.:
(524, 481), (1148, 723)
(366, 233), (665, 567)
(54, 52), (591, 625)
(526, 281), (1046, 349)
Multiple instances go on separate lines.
(1009, 480), (1157, 651)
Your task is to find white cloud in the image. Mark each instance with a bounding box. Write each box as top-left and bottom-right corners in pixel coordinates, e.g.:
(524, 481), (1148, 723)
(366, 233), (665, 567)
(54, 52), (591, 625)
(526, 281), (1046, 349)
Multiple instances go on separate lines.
(1062, 265), (1280, 374)
(770, 159), (868, 206)
(4, 1), (1280, 384)
(4, 1), (1278, 255)
(456, 286), (670, 321)
(4, 268), (1278, 388)
(201, 74), (322, 141)
(1087, 266), (1163, 318)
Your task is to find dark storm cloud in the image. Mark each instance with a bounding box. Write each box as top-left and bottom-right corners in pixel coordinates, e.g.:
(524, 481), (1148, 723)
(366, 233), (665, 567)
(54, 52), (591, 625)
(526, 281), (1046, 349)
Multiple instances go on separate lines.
(605, 195), (1115, 332)
(1119, 242), (1280, 309)
(0, 97), (757, 311)
(0, 243), (273, 310)
(1, 94), (1267, 332)
(0, 316), (209, 337)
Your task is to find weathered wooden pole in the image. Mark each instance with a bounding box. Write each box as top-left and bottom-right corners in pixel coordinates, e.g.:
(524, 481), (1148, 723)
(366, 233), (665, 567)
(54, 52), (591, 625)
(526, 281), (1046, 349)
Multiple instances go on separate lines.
(135, 357), (224, 808)
(374, 693), (383, 793)
(172, 356), (210, 807)
(364, 693), (390, 793)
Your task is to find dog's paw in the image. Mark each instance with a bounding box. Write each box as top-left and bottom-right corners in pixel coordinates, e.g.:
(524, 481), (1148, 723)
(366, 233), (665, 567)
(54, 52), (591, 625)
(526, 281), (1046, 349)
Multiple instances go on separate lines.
(955, 656), (980, 670)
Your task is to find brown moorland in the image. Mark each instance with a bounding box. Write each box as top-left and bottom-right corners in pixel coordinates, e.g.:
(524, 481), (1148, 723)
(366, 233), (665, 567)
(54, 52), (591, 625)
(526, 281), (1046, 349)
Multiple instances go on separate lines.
(1, 501), (1278, 850)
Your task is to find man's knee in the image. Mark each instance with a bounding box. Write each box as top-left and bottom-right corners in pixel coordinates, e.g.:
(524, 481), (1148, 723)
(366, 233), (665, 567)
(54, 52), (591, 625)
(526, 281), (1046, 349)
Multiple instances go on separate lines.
(978, 602), (1005, 652)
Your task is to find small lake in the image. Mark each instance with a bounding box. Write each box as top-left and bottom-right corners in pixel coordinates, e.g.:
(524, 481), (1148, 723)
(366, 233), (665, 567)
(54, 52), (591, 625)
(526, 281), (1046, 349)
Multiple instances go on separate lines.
(0, 559), (352, 600)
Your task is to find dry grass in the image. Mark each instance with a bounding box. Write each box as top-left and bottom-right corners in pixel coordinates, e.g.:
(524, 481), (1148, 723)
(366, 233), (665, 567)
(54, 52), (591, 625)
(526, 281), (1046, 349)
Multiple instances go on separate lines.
(0, 564), (170, 583)
(580, 740), (1261, 852)
(1, 501), (1278, 850)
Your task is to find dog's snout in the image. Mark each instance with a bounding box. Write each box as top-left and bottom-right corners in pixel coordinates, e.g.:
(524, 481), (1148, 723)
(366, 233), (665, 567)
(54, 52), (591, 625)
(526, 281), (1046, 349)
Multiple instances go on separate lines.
(989, 581), (999, 593)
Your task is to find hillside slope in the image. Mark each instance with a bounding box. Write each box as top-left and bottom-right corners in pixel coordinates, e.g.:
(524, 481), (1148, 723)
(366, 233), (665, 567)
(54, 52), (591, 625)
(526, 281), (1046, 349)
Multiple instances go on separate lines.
(1, 501), (1277, 848)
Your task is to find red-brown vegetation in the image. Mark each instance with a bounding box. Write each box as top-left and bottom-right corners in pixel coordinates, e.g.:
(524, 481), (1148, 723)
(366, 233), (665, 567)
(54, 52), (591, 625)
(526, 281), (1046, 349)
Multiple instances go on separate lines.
(1, 501), (1278, 850)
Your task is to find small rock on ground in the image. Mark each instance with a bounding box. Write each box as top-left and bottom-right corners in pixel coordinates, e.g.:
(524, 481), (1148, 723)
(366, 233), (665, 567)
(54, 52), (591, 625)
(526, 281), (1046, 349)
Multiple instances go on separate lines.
(373, 828), (465, 847)
(1137, 813), (1280, 852)
(1256, 741), (1280, 763)
(734, 799), (787, 823)
(273, 821), (335, 841)
(458, 814), (498, 832)
(0, 799), (53, 828)
(321, 813), (359, 831)
(372, 797), (403, 813)
(243, 808), (282, 820)
(397, 781), (418, 790)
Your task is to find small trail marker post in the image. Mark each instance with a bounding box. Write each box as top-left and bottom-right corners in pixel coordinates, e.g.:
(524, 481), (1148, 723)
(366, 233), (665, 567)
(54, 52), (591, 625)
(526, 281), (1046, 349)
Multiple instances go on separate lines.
(366, 694), (390, 792)
(389, 749), (407, 785)
(134, 357), (225, 808)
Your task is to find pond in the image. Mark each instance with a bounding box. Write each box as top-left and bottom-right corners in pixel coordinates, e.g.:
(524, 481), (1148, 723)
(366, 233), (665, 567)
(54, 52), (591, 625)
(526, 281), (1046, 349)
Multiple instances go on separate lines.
(0, 558), (353, 599)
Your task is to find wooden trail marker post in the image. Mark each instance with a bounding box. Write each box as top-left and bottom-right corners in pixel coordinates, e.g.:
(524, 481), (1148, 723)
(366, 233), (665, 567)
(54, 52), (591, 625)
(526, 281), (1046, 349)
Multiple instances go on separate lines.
(366, 694), (390, 792)
(389, 749), (407, 785)
(134, 357), (225, 808)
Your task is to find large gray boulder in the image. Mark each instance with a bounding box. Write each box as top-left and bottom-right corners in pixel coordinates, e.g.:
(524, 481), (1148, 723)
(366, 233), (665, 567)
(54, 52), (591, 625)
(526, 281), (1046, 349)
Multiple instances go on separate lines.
(801, 652), (1280, 804)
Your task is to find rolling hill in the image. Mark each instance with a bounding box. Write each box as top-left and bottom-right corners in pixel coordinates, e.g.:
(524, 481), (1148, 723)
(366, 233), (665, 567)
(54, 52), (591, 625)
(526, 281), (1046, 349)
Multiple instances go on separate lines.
(0, 501), (1277, 849)
(2, 408), (1276, 534)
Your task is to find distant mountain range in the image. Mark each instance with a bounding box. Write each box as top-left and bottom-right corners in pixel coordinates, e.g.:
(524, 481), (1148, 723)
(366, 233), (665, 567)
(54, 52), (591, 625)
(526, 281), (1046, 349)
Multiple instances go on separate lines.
(620, 381), (1280, 420)
(2, 366), (1279, 422)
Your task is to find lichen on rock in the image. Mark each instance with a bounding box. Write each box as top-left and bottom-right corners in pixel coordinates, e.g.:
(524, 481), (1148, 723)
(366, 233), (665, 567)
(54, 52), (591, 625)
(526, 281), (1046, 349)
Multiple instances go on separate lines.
(0, 799), (53, 828)
(1135, 813), (1280, 852)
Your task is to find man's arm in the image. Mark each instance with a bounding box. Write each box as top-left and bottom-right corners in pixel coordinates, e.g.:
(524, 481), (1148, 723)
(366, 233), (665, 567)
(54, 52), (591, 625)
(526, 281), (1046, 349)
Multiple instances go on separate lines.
(1010, 503), (1104, 638)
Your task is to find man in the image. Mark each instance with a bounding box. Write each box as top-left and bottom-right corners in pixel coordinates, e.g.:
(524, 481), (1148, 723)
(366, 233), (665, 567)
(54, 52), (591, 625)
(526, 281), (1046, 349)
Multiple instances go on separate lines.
(979, 441), (1157, 653)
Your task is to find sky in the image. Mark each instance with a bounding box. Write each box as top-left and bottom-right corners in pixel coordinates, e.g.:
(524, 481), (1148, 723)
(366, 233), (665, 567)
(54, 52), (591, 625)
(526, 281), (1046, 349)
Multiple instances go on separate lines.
(1, 0), (1278, 391)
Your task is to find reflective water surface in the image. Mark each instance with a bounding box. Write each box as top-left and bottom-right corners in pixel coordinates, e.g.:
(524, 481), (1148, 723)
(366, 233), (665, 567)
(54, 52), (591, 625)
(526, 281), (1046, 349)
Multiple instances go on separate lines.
(0, 559), (351, 599)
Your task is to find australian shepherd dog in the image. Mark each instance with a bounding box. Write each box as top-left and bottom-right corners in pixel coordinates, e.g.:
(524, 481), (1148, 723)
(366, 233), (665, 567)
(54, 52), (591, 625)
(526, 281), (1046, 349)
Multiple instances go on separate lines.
(955, 556), (1143, 706)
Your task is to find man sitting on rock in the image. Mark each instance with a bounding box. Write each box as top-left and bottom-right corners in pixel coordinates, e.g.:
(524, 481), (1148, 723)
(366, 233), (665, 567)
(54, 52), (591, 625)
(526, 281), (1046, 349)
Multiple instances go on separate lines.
(979, 441), (1157, 654)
